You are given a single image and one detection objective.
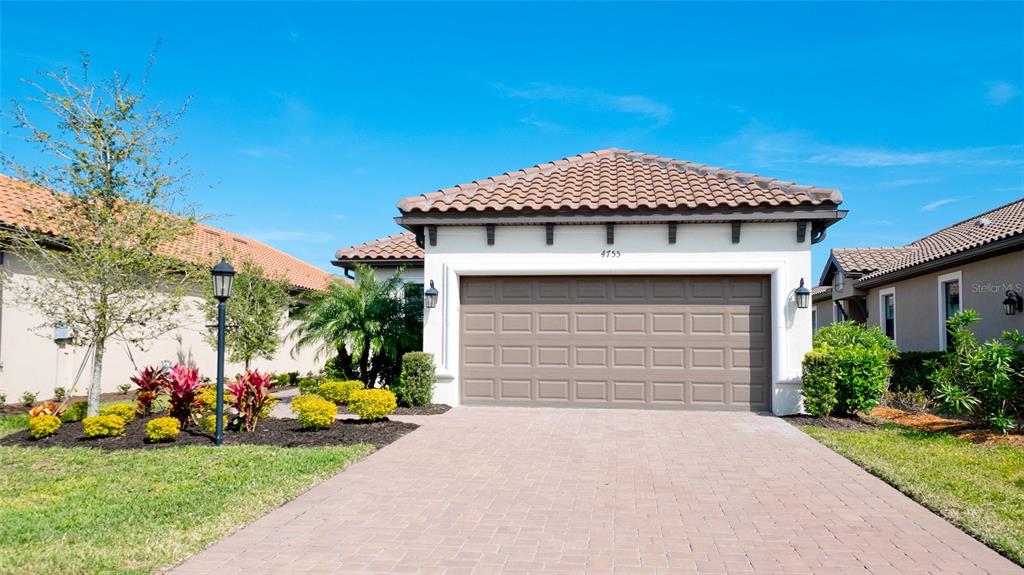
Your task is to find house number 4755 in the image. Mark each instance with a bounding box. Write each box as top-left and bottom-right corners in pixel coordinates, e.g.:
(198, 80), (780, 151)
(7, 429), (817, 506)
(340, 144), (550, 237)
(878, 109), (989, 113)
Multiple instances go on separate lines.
(600, 250), (622, 258)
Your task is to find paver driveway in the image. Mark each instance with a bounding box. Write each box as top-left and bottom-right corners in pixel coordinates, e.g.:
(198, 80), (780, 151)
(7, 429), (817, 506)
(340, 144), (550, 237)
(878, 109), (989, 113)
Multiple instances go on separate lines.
(169, 408), (1021, 575)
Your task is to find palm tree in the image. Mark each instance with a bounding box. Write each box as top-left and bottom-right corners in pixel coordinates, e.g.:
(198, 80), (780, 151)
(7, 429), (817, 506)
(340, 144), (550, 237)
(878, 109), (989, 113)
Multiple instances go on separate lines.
(289, 264), (419, 386)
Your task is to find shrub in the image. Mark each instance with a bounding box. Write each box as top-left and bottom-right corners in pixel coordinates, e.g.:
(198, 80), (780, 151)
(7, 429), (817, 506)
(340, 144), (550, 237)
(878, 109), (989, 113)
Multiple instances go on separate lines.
(193, 386), (218, 414)
(0, 392), (6, 405)
(199, 414), (228, 434)
(53, 387), (67, 402)
(297, 377), (321, 395)
(801, 351), (839, 417)
(890, 351), (945, 393)
(100, 403), (136, 423)
(348, 389), (397, 421)
(131, 366), (169, 416)
(291, 394), (336, 430)
(145, 417), (181, 442)
(806, 322), (897, 415)
(82, 415), (127, 438)
(30, 401), (62, 418)
(226, 369), (275, 432)
(318, 380), (364, 405)
(394, 352), (436, 407)
(21, 391), (38, 407)
(27, 414), (61, 439)
(166, 365), (202, 425)
(117, 383), (132, 395)
(61, 401), (88, 422)
(929, 310), (1023, 432)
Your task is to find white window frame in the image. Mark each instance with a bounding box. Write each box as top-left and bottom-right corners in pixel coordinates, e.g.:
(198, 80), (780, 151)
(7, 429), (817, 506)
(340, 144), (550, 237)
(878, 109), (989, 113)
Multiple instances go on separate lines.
(937, 270), (963, 350)
(878, 287), (896, 344)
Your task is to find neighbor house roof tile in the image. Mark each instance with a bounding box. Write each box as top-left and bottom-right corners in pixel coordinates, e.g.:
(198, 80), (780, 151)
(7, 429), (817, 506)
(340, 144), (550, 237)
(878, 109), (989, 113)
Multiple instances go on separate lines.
(397, 148), (843, 215)
(0, 174), (333, 291)
(857, 198), (1024, 283)
(334, 232), (423, 263)
(831, 247), (918, 275)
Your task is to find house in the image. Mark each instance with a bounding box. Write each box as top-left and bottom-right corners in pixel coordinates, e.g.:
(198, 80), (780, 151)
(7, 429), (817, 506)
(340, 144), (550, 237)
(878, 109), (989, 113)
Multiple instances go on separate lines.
(815, 198), (1023, 350)
(334, 232), (424, 286)
(337, 148), (847, 414)
(0, 175), (333, 403)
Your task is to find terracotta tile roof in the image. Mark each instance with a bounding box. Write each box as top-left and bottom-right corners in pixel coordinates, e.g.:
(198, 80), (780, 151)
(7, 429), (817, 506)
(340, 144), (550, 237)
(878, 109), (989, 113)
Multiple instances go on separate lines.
(831, 247), (918, 275)
(858, 198), (1024, 283)
(334, 232), (423, 263)
(0, 174), (332, 291)
(811, 285), (832, 297)
(397, 148), (843, 215)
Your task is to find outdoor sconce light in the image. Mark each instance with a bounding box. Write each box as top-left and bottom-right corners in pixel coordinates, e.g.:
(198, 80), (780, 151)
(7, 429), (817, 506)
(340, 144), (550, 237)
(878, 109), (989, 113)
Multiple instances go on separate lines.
(794, 278), (811, 310)
(424, 280), (439, 309)
(211, 258), (236, 302)
(1004, 290), (1023, 316)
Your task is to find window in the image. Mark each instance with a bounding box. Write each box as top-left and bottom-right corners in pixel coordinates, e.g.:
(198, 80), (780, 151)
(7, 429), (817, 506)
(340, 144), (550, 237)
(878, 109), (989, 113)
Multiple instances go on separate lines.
(879, 288), (895, 341)
(937, 271), (962, 350)
(811, 308), (817, 331)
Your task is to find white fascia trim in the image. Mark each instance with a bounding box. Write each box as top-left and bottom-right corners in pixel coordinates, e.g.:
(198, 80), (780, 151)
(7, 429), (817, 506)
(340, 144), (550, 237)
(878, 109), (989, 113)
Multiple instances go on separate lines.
(434, 257), (802, 414)
(936, 270), (963, 350)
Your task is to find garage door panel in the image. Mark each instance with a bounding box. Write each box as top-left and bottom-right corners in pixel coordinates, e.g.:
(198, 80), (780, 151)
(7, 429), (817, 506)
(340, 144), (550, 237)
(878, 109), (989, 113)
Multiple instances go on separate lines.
(460, 276), (771, 411)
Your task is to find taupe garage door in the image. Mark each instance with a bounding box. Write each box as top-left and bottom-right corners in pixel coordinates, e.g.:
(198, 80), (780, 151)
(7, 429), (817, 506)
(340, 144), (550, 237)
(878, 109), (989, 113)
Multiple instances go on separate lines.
(460, 276), (771, 411)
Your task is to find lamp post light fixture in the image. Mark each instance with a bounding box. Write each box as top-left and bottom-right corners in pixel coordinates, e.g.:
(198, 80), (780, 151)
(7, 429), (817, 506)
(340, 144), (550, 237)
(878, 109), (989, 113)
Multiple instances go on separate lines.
(794, 278), (811, 310)
(424, 280), (439, 309)
(210, 258), (235, 446)
(1004, 290), (1023, 316)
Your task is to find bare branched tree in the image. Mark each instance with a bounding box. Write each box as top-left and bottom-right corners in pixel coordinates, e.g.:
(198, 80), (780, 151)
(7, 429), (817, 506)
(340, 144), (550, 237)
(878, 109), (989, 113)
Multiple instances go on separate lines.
(1, 48), (203, 415)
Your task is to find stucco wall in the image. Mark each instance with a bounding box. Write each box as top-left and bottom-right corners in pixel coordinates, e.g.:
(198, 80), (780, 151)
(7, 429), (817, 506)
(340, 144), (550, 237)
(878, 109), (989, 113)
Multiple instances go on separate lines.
(0, 253), (324, 404)
(421, 222), (814, 415)
(813, 299), (834, 331)
(864, 249), (1024, 351)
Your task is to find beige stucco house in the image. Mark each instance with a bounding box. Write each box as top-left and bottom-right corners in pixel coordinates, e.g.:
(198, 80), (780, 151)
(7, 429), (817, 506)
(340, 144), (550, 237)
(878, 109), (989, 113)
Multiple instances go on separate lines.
(815, 198), (1023, 350)
(0, 175), (334, 404)
(335, 148), (847, 415)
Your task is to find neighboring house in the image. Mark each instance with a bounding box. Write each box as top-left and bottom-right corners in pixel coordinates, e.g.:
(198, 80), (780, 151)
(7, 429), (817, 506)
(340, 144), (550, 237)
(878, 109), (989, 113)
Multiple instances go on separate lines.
(815, 198), (1023, 350)
(0, 175), (333, 403)
(340, 148), (846, 414)
(811, 284), (832, 331)
(333, 232), (424, 287)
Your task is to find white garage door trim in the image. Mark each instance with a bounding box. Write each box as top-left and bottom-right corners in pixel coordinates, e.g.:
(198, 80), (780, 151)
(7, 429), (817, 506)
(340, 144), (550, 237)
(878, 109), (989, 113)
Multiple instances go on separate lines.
(427, 257), (804, 415)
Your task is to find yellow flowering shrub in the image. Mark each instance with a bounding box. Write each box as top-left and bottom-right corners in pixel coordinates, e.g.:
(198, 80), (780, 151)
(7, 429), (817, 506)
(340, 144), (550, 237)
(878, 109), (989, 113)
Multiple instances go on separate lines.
(28, 414), (61, 439)
(100, 402), (136, 423)
(145, 417), (181, 442)
(318, 380), (365, 405)
(291, 394), (336, 430)
(347, 389), (397, 421)
(82, 415), (126, 438)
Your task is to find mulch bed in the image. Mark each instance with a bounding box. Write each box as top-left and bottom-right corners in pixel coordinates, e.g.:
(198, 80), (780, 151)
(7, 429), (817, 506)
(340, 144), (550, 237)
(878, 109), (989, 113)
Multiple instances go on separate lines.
(783, 413), (878, 431)
(338, 403), (451, 416)
(0, 414), (418, 450)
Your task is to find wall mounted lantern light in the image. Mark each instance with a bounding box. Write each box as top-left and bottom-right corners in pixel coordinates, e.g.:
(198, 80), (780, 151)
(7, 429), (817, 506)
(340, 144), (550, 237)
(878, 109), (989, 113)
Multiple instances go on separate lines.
(424, 280), (439, 309)
(794, 278), (811, 310)
(1004, 290), (1023, 316)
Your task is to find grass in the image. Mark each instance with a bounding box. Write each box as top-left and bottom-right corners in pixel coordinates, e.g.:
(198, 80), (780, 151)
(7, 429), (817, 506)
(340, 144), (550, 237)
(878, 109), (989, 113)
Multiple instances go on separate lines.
(803, 423), (1024, 565)
(0, 415), (371, 575)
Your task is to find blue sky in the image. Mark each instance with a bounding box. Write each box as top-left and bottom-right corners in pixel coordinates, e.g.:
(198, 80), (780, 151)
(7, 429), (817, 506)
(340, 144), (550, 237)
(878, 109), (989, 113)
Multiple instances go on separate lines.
(2, 2), (1022, 279)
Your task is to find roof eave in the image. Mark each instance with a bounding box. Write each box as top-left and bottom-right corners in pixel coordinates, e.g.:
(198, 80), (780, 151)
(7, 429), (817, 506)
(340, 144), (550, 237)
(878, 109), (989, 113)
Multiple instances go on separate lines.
(855, 234), (1024, 289)
(331, 257), (424, 271)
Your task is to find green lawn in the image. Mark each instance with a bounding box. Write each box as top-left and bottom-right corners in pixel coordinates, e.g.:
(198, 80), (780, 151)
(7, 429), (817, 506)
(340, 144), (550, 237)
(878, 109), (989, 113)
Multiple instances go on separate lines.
(0, 415), (370, 575)
(803, 423), (1024, 565)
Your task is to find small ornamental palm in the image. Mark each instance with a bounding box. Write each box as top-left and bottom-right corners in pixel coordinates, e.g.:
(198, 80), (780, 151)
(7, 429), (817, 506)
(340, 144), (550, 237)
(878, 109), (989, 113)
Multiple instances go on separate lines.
(131, 366), (169, 415)
(226, 369), (275, 432)
(166, 365), (202, 425)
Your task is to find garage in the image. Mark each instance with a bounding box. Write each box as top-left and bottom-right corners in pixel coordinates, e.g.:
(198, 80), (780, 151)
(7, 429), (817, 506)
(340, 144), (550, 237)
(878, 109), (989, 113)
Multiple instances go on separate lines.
(459, 275), (771, 411)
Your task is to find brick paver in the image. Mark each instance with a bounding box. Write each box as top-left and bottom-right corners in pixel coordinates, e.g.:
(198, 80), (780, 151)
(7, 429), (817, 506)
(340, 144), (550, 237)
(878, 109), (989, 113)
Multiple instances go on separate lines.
(168, 408), (1021, 574)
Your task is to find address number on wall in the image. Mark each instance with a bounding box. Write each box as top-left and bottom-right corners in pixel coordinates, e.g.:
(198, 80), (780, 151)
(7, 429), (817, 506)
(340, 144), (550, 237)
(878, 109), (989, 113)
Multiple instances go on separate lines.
(600, 250), (622, 258)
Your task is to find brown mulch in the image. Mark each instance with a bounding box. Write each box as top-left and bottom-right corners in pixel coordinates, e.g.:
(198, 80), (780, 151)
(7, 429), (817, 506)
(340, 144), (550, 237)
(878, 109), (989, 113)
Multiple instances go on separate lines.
(338, 403), (451, 416)
(782, 414), (878, 431)
(869, 406), (1024, 448)
(0, 391), (134, 416)
(0, 414), (418, 450)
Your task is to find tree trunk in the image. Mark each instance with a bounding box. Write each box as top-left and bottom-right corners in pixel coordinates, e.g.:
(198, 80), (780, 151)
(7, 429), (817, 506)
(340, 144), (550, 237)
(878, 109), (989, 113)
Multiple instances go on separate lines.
(359, 335), (371, 384)
(87, 340), (105, 417)
(244, 357), (251, 372)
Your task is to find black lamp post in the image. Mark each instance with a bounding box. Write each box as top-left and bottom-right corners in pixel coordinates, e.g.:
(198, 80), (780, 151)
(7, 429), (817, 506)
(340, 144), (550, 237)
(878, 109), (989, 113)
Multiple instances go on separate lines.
(794, 278), (811, 310)
(1004, 290), (1023, 316)
(424, 280), (439, 309)
(211, 258), (235, 446)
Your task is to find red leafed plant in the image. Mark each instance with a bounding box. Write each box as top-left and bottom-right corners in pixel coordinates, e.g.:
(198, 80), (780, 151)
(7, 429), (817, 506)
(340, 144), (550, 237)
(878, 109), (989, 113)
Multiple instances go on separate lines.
(166, 364), (202, 425)
(131, 366), (169, 415)
(226, 369), (274, 432)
